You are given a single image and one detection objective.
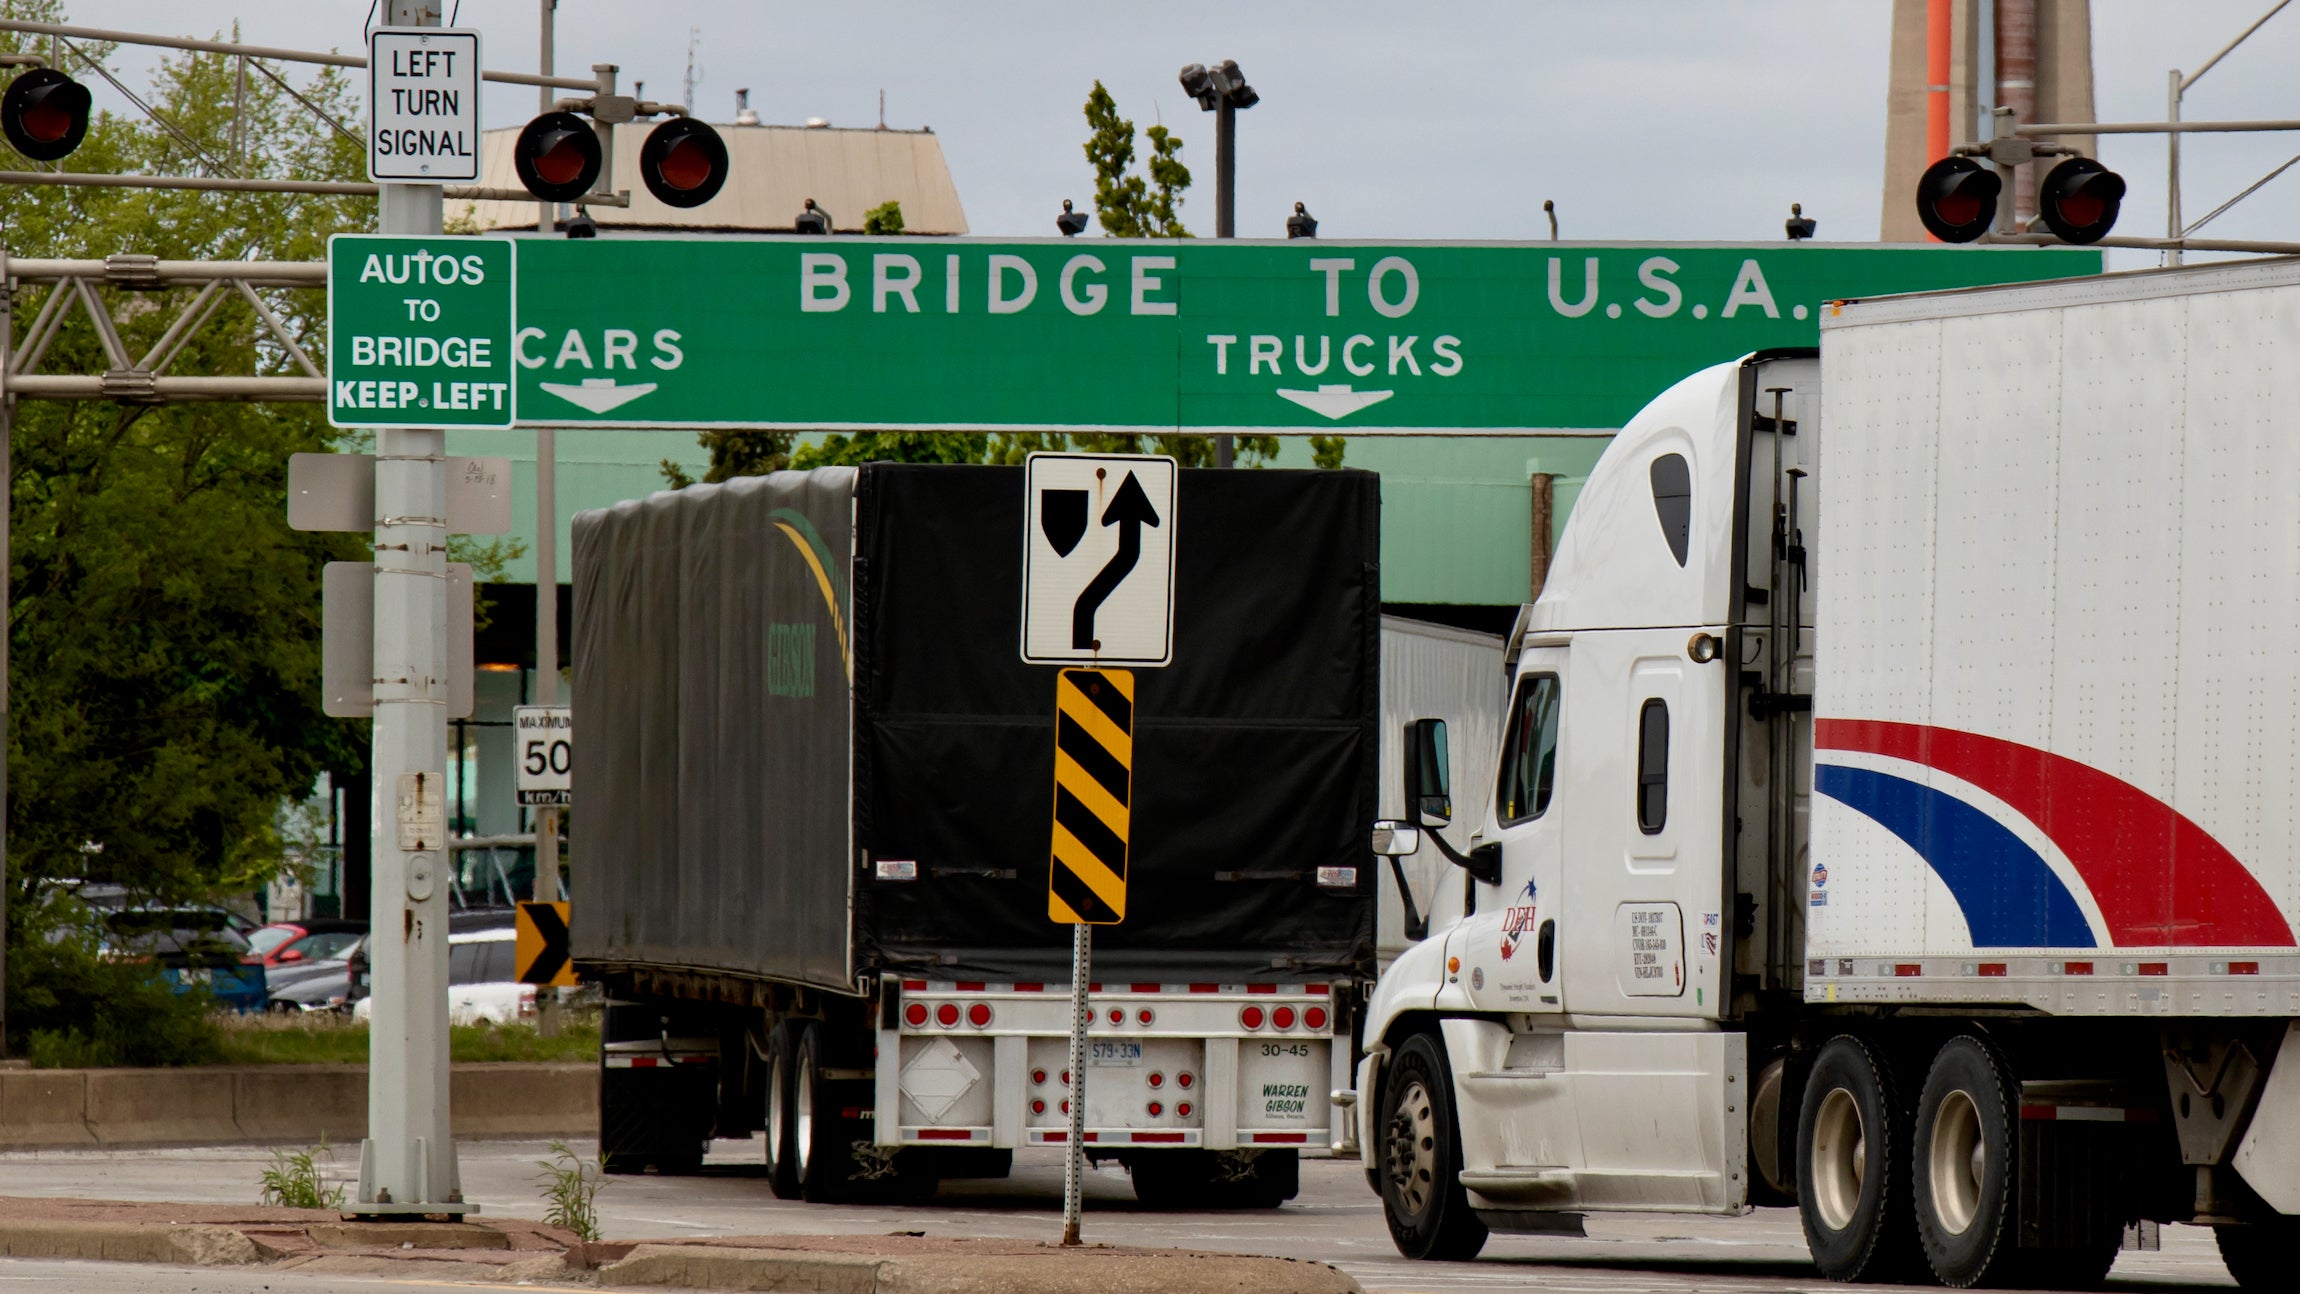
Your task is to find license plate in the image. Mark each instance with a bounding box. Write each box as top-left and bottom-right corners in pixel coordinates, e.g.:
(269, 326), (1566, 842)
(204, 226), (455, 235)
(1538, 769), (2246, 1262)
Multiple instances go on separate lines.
(1089, 1040), (1142, 1067)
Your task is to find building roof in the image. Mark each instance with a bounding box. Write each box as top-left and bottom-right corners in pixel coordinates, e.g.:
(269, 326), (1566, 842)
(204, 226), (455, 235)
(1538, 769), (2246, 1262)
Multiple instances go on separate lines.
(452, 121), (968, 235)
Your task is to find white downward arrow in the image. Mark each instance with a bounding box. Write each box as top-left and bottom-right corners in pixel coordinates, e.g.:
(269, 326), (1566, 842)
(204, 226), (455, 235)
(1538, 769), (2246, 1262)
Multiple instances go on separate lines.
(1275, 384), (1396, 420)
(539, 378), (658, 414)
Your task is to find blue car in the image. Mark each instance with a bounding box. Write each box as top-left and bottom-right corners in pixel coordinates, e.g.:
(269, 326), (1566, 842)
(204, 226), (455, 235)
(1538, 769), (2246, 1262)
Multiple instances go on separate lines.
(100, 908), (269, 1014)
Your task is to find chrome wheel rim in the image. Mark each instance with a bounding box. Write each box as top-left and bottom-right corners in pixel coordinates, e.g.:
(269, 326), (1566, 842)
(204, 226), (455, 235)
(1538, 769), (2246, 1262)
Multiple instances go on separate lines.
(1384, 1079), (1439, 1219)
(795, 1055), (814, 1175)
(1811, 1087), (1868, 1232)
(1929, 1089), (1984, 1236)
(766, 1053), (785, 1172)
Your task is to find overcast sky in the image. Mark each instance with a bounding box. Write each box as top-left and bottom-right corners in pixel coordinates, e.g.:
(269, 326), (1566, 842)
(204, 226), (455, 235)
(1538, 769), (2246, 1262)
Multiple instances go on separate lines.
(57, 2), (2300, 264)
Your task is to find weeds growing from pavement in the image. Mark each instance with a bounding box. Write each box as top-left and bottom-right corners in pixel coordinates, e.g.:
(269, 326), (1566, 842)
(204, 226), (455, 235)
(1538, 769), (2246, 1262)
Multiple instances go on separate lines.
(535, 1140), (605, 1241)
(259, 1136), (346, 1210)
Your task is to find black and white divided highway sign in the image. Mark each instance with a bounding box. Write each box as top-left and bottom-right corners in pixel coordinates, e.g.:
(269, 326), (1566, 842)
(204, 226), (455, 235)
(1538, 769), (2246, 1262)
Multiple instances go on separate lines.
(1022, 453), (1177, 667)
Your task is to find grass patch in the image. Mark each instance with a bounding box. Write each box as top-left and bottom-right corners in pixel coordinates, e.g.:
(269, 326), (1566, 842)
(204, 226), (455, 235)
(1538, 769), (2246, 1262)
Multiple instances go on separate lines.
(208, 1011), (600, 1066)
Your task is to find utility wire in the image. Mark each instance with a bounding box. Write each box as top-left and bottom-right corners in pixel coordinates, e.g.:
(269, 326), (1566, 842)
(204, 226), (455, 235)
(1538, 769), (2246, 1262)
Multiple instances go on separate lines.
(2184, 151), (2300, 237)
(59, 36), (237, 179)
(248, 57), (363, 149)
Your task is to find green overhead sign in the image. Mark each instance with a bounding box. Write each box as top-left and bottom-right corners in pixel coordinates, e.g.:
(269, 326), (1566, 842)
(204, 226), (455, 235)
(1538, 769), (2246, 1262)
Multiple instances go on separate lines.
(332, 238), (2102, 434)
(328, 234), (515, 429)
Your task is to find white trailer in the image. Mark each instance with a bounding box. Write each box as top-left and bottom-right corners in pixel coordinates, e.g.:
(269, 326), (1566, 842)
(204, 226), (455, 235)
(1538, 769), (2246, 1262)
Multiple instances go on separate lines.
(1377, 616), (1505, 967)
(1351, 261), (2300, 1290)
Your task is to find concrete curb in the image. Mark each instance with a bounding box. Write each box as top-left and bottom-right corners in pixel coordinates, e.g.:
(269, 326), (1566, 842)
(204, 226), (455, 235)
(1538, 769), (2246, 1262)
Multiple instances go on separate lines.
(0, 1063), (596, 1150)
(596, 1243), (1365, 1294)
(0, 1219), (263, 1266)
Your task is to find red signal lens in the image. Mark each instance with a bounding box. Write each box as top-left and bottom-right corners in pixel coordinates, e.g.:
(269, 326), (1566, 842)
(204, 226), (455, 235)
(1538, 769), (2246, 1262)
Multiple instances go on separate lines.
(21, 101), (68, 143)
(657, 135), (712, 190)
(533, 134), (588, 186)
(935, 1003), (961, 1027)
(903, 1002), (929, 1027)
(1934, 192), (1980, 226)
(638, 116), (730, 208)
(1240, 1006), (1265, 1030)
(512, 111), (604, 203)
(3, 69), (92, 162)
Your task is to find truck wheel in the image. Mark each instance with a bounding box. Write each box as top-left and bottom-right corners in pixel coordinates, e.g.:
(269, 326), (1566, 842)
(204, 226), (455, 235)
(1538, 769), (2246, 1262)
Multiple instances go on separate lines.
(763, 1023), (800, 1199)
(1228, 1149), (1300, 1209)
(794, 1021), (851, 1203)
(1378, 1032), (1488, 1261)
(1913, 1035), (2018, 1287)
(2217, 1219), (2300, 1291)
(1797, 1035), (1921, 1282)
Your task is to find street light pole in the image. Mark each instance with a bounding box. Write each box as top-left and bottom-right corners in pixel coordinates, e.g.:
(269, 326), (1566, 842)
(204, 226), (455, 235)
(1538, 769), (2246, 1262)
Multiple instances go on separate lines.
(2166, 0), (2292, 266)
(358, 0), (464, 1219)
(1181, 59), (1256, 470)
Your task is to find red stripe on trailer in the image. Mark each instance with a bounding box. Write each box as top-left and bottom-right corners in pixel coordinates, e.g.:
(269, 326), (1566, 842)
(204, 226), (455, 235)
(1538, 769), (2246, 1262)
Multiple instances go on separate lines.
(1303, 984), (1328, 993)
(901, 979), (928, 990)
(629, 1057), (659, 1067)
(2064, 962), (2094, 975)
(916, 1129), (973, 1140)
(1089, 983), (1102, 992)
(1247, 984), (1278, 994)
(1131, 1132), (1186, 1143)
(1014, 982), (1046, 992)
(1189, 984), (1219, 993)
(2020, 1104), (2056, 1121)
(1251, 1132), (1308, 1144)
(1978, 963), (2008, 977)
(2020, 1104), (2157, 1123)
(1894, 963), (1923, 977)
(2231, 962), (2260, 975)
(1131, 983), (1161, 993)
(955, 981), (986, 991)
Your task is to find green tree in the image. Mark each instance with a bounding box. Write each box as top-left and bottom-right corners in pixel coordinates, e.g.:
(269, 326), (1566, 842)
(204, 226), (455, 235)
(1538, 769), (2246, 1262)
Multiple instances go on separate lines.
(862, 199), (905, 236)
(1082, 83), (1191, 239)
(0, 5), (374, 1053)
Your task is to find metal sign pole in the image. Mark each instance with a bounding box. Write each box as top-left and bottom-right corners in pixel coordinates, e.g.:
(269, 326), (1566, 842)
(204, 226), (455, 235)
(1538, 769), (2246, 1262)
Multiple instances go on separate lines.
(1062, 920), (1090, 1246)
(358, 0), (462, 1217)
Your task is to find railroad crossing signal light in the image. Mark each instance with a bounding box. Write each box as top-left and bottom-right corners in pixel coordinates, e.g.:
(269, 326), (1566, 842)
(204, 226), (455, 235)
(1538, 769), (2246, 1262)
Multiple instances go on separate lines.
(512, 111), (602, 203)
(1913, 156), (2001, 243)
(2038, 157), (2126, 246)
(637, 116), (729, 208)
(2, 68), (91, 163)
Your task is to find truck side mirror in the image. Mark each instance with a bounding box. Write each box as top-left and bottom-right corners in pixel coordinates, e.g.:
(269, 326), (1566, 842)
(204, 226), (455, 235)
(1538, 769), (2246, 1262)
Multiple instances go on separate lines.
(1403, 718), (1451, 826)
(1370, 820), (1421, 856)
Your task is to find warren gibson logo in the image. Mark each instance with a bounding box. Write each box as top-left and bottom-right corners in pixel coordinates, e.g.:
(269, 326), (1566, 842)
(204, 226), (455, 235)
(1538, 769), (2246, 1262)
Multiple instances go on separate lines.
(1499, 879), (1538, 961)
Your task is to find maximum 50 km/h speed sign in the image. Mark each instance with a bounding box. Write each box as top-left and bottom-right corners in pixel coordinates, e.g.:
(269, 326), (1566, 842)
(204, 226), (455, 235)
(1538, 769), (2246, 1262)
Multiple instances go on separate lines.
(514, 705), (571, 806)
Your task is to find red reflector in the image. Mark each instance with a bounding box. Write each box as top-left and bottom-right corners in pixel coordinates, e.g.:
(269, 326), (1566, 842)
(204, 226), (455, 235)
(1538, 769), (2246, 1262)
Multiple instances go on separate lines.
(1061, 1070), (1070, 1086)
(1137, 1008), (1155, 1025)
(1252, 1132), (1308, 1144)
(2020, 1104), (2057, 1121)
(1177, 1072), (1194, 1089)
(902, 979), (928, 990)
(1246, 984), (1278, 994)
(1015, 982), (1045, 992)
(1305, 1006), (1331, 1030)
(917, 1128), (972, 1141)
(1977, 964), (2008, 978)
(935, 1003), (961, 1027)
(841, 1107), (869, 1120)
(1240, 1006), (1265, 1030)
(1131, 983), (1161, 993)
(629, 1056), (658, 1067)
(955, 981), (986, 992)
(967, 1003), (993, 1028)
(1894, 963), (1923, 977)
(2138, 963), (2169, 976)
(1148, 1072), (1164, 1088)
(1032, 1069), (1047, 1085)
(1303, 984), (1328, 994)
(2065, 962), (2094, 976)
(1147, 1101), (1163, 1116)
(1133, 1131), (1185, 1143)
(1272, 1005), (1298, 1030)
(680, 1055), (709, 1065)
(2232, 962), (2261, 975)
(1189, 983), (1220, 994)
(1044, 1131), (1065, 1143)
(1032, 1099), (1046, 1114)
(1089, 982), (1102, 992)
(903, 1002), (929, 1027)
(1176, 1102), (1193, 1117)
(1107, 1008), (1124, 1025)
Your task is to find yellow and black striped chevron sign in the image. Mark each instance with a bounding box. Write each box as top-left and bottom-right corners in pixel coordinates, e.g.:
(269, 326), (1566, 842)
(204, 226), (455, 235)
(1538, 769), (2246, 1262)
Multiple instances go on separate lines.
(1049, 667), (1133, 924)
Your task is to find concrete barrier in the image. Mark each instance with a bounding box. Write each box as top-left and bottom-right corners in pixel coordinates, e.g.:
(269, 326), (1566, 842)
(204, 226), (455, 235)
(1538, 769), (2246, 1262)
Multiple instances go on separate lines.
(0, 1219), (261, 1266)
(0, 1063), (595, 1150)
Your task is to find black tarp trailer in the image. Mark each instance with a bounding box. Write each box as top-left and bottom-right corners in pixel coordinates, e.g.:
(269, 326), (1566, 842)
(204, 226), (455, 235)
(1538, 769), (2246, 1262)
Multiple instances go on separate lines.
(571, 463), (1381, 1204)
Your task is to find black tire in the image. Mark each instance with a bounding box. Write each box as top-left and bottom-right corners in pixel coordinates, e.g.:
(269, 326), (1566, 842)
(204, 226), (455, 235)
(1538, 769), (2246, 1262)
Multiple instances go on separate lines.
(1231, 1149), (1300, 1209)
(763, 1023), (800, 1199)
(794, 1021), (849, 1202)
(1796, 1034), (1922, 1283)
(2217, 1218), (2300, 1292)
(1130, 1152), (1193, 1209)
(1378, 1032), (1488, 1261)
(1913, 1035), (2019, 1287)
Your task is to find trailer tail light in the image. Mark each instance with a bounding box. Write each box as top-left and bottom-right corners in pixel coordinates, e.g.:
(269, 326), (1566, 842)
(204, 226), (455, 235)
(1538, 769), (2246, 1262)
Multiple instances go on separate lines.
(1148, 1071), (1164, 1088)
(1239, 1005), (1265, 1030)
(904, 1002), (929, 1027)
(967, 1003), (993, 1028)
(1272, 1006), (1297, 1030)
(1108, 1008), (1124, 1025)
(1061, 1069), (1070, 1086)
(1032, 1099), (1046, 1115)
(1137, 1008), (1155, 1025)
(1177, 1102), (1192, 1117)
(1032, 1068), (1048, 1085)
(1177, 1072), (1194, 1089)
(2231, 962), (2261, 975)
(1148, 1101), (1163, 1117)
(1304, 1006), (1330, 1031)
(935, 1003), (961, 1028)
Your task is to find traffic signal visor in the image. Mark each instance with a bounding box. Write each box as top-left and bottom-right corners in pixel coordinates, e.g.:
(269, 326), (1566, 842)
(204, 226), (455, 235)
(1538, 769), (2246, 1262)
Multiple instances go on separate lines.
(2039, 157), (2126, 245)
(1914, 156), (2001, 243)
(638, 117), (729, 209)
(513, 111), (603, 203)
(3, 68), (91, 163)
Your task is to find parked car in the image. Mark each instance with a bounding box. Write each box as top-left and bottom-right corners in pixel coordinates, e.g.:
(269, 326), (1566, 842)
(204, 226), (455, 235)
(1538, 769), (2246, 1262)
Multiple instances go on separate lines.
(351, 912), (533, 1025)
(266, 933), (365, 1013)
(98, 907), (267, 1014)
(248, 918), (364, 969)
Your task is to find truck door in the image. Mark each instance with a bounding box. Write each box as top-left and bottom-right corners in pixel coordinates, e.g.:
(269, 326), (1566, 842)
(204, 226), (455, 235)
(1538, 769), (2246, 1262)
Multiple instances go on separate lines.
(1450, 645), (1567, 1015)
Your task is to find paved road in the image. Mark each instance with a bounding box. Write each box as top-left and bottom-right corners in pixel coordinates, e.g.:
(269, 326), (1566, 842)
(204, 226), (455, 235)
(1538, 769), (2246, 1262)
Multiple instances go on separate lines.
(0, 1139), (2242, 1293)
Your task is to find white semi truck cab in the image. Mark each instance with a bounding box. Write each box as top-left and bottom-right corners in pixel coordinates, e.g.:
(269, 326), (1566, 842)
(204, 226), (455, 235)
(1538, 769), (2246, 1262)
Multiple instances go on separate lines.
(1353, 260), (2300, 1290)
